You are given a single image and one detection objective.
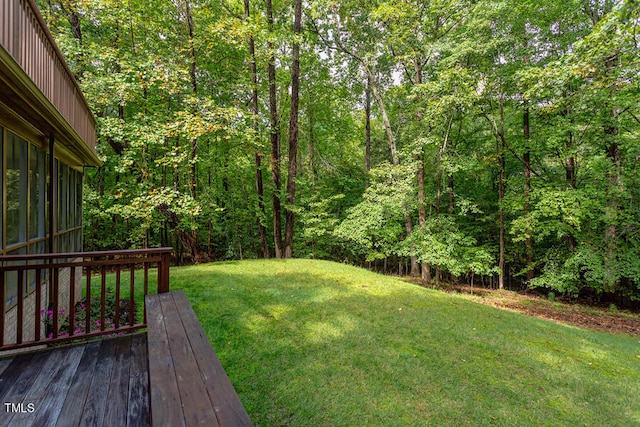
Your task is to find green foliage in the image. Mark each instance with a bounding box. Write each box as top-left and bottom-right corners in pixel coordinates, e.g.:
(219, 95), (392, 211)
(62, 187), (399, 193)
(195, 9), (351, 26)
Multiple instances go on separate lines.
(37, 0), (640, 302)
(405, 216), (497, 277)
(334, 164), (413, 261)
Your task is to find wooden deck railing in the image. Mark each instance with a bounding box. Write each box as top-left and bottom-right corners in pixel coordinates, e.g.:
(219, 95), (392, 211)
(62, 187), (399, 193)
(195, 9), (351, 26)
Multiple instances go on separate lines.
(0, 0), (96, 150)
(0, 248), (172, 352)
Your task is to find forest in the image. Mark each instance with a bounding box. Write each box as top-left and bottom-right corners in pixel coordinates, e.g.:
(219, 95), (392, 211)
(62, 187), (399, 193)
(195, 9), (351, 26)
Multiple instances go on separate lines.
(37, 0), (640, 305)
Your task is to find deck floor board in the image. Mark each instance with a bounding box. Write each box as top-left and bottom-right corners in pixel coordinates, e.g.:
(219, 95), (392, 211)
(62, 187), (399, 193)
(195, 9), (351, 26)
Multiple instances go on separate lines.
(54, 341), (102, 427)
(0, 334), (150, 427)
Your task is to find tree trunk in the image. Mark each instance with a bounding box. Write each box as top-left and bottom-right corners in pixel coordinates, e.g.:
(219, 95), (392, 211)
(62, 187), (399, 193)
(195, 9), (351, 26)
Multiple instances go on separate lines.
(158, 203), (208, 264)
(498, 119), (506, 291)
(417, 147), (431, 284)
(284, 0), (302, 258)
(266, 0), (283, 258)
(562, 98), (578, 251)
(435, 114), (455, 283)
(184, 0), (198, 200)
(367, 69), (399, 167)
(57, 1), (84, 79)
(523, 106), (534, 286)
(365, 74), (372, 173)
(604, 53), (621, 291)
(307, 89), (315, 183)
(448, 174), (454, 215)
(245, 0), (269, 258)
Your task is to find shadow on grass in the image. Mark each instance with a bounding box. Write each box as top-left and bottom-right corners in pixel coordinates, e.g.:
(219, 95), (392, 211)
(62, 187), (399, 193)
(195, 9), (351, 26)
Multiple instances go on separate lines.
(171, 259), (639, 427)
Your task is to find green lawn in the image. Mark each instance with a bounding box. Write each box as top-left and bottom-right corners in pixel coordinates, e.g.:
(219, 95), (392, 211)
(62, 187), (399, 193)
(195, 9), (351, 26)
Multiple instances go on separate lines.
(164, 259), (640, 427)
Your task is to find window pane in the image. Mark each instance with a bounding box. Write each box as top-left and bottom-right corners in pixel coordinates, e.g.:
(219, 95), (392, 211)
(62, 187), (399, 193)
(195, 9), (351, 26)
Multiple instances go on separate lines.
(30, 146), (46, 239)
(76, 171), (83, 228)
(53, 159), (58, 233)
(45, 162), (50, 240)
(28, 241), (45, 291)
(59, 163), (68, 231)
(6, 132), (28, 247)
(69, 170), (76, 228)
(4, 247), (26, 308)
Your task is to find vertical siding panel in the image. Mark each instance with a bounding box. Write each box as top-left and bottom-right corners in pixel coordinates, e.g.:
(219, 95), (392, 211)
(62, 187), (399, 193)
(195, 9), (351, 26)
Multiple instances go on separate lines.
(1, 0), (96, 156)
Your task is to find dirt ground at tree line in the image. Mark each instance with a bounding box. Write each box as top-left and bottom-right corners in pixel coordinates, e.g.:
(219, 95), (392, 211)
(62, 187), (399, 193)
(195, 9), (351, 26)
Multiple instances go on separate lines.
(403, 278), (640, 336)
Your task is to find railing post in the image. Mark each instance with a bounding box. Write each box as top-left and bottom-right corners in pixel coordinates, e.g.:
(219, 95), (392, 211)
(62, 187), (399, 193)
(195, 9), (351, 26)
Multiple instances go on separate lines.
(158, 250), (171, 293)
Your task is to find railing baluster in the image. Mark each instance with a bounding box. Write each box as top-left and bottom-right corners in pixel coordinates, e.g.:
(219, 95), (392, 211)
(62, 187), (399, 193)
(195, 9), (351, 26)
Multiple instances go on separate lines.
(53, 267), (59, 339)
(35, 269), (41, 341)
(130, 265), (135, 326)
(115, 268), (121, 330)
(143, 263), (149, 324)
(85, 266), (92, 335)
(101, 265), (106, 332)
(17, 271), (24, 345)
(68, 266), (75, 337)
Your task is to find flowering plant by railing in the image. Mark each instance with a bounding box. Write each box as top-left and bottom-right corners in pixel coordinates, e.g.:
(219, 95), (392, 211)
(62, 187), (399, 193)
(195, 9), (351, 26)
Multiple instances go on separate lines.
(41, 293), (136, 339)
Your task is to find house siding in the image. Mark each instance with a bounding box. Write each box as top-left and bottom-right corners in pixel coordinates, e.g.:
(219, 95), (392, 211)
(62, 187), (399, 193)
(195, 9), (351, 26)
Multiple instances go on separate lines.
(1, 0), (97, 348)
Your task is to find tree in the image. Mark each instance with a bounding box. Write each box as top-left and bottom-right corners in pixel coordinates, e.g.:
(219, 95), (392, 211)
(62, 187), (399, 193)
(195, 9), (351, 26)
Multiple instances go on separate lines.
(283, 0), (303, 258)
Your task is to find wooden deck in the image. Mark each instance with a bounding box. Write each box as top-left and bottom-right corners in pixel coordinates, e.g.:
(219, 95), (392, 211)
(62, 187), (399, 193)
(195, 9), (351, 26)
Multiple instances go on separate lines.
(0, 333), (150, 427)
(0, 291), (253, 427)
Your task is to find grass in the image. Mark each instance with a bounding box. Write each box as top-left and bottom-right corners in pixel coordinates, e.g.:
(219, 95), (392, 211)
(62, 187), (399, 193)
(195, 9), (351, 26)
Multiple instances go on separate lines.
(159, 259), (640, 427)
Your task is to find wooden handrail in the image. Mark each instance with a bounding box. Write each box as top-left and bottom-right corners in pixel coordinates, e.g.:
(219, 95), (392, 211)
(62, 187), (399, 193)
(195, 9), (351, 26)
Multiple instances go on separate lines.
(0, 247), (173, 262)
(0, 247), (172, 352)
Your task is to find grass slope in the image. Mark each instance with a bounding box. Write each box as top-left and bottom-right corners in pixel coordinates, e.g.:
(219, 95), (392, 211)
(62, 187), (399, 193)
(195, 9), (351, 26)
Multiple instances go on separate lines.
(169, 259), (639, 427)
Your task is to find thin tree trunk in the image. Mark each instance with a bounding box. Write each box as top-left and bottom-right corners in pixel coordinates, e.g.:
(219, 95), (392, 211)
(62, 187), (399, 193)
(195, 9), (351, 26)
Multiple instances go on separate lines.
(266, 0), (283, 258)
(412, 61), (428, 281)
(562, 97), (578, 251)
(307, 89), (315, 183)
(56, 1), (84, 79)
(448, 174), (454, 214)
(604, 55), (621, 291)
(484, 100), (507, 290)
(284, 0), (302, 258)
(365, 75), (372, 173)
(184, 0), (198, 200)
(523, 106), (534, 286)
(436, 114), (455, 283)
(417, 147), (431, 284)
(245, 0), (269, 258)
(367, 70), (399, 167)
(182, 0), (203, 262)
(498, 104), (506, 290)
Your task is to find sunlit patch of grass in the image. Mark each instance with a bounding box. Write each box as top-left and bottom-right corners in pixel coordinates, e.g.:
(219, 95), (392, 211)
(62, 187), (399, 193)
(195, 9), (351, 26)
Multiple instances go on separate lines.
(167, 259), (639, 427)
